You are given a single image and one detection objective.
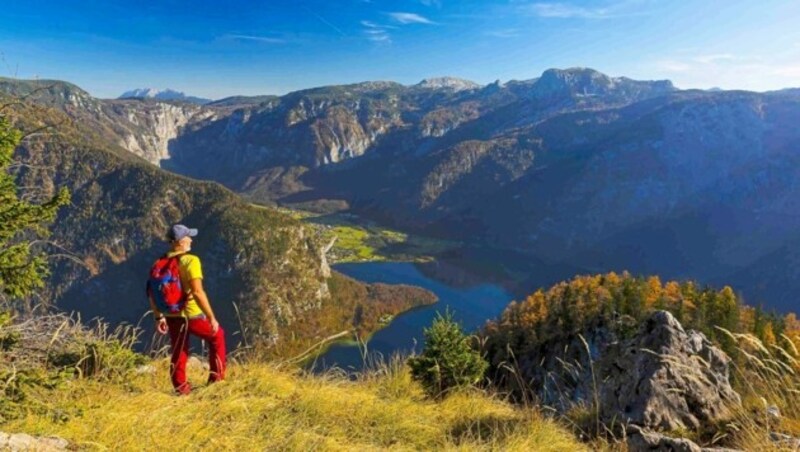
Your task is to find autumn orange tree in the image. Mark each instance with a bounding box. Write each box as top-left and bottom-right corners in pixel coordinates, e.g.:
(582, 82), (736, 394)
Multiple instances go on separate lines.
(484, 271), (787, 362)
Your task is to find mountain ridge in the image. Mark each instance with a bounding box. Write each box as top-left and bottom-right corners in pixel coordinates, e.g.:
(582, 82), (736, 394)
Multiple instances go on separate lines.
(4, 68), (800, 313)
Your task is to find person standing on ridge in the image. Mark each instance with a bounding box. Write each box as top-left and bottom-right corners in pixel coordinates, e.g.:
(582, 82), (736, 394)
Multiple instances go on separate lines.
(147, 224), (226, 395)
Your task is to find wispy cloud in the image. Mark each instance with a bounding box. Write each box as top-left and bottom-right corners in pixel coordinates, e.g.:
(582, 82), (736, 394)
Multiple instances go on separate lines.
(364, 12), (435, 42)
(419, 0), (442, 7)
(220, 34), (287, 44)
(301, 5), (347, 36)
(527, 3), (612, 18)
(388, 12), (437, 25)
(485, 29), (521, 39)
(360, 20), (393, 43)
(361, 20), (397, 30)
(521, 1), (653, 19)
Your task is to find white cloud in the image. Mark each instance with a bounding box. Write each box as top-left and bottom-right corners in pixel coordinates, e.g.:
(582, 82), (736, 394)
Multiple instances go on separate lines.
(221, 34), (286, 44)
(772, 65), (800, 77)
(650, 53), (800, 91)
(655, 59), (692, 73)
(388, 12), (437, 25)
(691, 53), (736, 64)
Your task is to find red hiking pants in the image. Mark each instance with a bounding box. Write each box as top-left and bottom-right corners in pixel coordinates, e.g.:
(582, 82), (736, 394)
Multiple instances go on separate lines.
(166, 316), (226, 394)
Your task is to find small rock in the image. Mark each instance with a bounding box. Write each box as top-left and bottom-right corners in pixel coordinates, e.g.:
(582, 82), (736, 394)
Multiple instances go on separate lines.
(187, 356), (210, 371)
(767, 405), (781, 419)
(626, 426), (701, 452)
(135, 364), (156, 375)
(0, 432), (69, 451)
(625, 424), (744, 452)
(770, 431), (800, 448)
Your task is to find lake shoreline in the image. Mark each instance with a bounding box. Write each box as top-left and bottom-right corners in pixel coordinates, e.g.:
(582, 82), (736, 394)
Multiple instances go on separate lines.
(308, 261), (514, 373)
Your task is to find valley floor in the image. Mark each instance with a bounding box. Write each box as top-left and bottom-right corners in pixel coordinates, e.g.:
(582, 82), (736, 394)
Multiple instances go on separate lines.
(3, 359), (584, 451)
(274, 206), (458, 263)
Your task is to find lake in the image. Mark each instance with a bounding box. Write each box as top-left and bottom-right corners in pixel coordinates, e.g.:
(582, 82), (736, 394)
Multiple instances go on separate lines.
(308, 261), (513, 372)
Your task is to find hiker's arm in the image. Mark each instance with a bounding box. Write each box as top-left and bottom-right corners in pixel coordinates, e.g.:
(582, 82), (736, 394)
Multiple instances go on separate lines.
(148, 295), (163, 318)
(190, 278), (219, 332)
(148, 295), (168, 334)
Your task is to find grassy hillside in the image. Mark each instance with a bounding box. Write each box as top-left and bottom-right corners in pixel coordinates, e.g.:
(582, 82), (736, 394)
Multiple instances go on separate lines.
(3, 359), (583, 451)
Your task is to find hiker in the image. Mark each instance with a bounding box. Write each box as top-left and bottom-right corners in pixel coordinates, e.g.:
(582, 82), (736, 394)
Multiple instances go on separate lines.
(147, 224), (226, 394)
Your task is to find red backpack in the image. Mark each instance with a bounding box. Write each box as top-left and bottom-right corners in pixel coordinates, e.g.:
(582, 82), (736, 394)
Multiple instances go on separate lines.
(146, 255), (187, 314)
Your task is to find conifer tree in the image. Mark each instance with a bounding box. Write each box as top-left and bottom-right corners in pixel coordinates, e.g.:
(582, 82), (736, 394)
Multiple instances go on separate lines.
(408, 310), (487, 398)
(0, 115), (69, 299)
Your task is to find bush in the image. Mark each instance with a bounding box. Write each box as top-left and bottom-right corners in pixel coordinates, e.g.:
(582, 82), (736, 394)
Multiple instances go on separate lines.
(408, 310), (487, 398)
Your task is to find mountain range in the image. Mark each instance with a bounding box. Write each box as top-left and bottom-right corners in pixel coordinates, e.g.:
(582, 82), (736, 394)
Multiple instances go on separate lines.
(3, 68), (800, 313)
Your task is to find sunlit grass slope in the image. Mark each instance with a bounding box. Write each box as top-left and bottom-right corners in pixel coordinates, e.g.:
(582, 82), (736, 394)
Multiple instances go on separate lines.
(5, 360), (584, 451)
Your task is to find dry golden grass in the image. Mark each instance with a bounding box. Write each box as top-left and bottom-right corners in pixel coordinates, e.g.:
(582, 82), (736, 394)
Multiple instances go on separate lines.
(710, 328), (800, 451)
(3, 359), (585, 451)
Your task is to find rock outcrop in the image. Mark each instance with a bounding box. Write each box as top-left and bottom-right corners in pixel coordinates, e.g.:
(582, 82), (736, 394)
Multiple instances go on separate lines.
(627, 426), (703, 452)
(599, 311), (741, 430)
(489, 311), (741, 433)
(0, 432), (69, 451)
(626, 426), (743, 452)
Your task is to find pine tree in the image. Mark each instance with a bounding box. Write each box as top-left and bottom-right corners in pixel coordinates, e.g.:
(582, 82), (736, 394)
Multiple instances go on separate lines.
(408, 310), (487, 398)
(0, 115), (70, 299)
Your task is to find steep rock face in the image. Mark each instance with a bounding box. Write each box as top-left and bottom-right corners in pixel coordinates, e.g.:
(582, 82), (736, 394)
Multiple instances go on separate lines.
(104, 100), (215, 165)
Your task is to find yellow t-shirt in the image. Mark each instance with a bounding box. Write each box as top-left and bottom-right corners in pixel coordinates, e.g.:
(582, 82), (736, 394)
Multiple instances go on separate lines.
(164, 252), (204, 318)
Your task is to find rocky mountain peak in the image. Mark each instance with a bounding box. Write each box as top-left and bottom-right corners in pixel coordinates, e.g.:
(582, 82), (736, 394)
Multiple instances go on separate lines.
(530, 67), (675, 100)
(118, 88), (212, 105)
(415, 77), (481, 91)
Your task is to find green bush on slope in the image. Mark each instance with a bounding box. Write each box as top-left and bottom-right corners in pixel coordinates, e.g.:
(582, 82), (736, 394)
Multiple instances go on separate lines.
(409, 310), (488, 398)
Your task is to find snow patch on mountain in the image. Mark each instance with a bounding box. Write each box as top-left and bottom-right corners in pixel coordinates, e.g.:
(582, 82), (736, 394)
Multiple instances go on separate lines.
(415, 77), (481, 92)
(119, 88), (212, 105)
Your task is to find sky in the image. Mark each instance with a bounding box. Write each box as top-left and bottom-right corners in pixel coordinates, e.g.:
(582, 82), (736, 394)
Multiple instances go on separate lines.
(1, 0), (799, 99)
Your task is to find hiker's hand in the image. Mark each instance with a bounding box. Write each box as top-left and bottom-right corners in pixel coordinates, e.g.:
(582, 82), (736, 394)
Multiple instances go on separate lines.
(210, 318), (220, 335)
(156, 317), (168, 335)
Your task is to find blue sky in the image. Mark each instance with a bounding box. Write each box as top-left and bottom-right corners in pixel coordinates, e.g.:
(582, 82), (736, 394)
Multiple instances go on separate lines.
(1, 0), (799, 99)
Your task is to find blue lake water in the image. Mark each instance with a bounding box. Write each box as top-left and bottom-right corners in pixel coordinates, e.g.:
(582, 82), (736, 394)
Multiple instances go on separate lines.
(309, 261), (513, 372)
